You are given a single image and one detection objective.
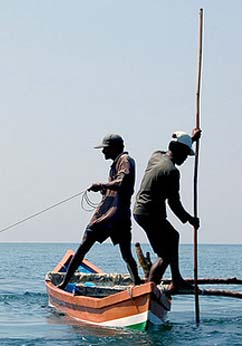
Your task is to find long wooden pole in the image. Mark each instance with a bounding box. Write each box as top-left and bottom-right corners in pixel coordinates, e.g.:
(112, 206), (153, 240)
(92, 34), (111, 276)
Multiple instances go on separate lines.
(170, 289), (242, 300)
(194, 8), (203, 327)
(161, 277), (242, 285)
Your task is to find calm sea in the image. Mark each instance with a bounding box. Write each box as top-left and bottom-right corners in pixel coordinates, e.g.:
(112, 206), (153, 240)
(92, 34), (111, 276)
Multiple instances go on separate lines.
(1, 242), (242, 346)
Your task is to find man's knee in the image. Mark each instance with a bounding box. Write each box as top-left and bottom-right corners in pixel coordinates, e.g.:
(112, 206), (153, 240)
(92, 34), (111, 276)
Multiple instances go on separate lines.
(156, 255), (169, 266)
(157, 257), (164, 266)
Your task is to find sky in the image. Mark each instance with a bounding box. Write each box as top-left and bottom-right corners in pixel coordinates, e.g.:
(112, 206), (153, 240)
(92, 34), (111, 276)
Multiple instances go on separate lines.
(0, 1), (242, 244)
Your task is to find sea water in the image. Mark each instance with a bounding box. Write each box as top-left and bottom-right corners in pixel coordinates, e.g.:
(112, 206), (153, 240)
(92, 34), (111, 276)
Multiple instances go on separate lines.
(1, 242), (242, 346)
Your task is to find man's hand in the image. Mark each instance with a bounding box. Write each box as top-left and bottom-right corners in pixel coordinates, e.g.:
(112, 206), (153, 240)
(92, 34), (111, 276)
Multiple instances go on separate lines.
(192, 128), (202, 142)
(187, 216), (200, 229)
(88, 183), (103, 192)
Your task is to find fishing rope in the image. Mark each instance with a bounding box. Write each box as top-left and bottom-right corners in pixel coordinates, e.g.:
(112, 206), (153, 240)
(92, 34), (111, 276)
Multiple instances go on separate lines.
(80, 190), (100, 212)
(0, 189), (100, 234)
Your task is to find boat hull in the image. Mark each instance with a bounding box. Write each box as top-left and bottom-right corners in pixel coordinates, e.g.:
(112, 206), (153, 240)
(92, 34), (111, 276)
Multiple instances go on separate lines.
(45, 250), (171, 331)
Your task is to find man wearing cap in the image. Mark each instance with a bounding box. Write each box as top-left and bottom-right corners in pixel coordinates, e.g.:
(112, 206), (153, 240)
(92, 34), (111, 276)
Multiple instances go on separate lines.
(133, 129), (200, 292)
(57, 134), (142, 290)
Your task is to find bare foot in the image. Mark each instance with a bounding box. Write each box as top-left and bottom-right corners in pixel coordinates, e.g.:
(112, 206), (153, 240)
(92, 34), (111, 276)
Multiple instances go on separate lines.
(167, 280), (195, 294)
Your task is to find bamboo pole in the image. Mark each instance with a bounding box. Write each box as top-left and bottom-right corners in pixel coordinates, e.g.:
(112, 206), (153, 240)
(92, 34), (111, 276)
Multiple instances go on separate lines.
(201, 289), (242, 299)
(193, 8), (204, 327)
(161, 277), (242, 285)
(170, 288), (242, 300)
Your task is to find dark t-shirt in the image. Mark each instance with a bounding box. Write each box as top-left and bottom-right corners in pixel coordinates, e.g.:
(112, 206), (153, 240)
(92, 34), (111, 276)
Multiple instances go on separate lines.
(133, 151), (190, 223)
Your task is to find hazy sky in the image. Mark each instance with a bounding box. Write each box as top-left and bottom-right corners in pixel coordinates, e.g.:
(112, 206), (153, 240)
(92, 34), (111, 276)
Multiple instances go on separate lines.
(1, 1), (242, 244)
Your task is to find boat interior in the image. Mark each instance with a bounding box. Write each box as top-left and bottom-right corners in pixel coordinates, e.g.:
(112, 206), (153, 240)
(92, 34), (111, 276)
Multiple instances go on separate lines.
(46, 272), (136, 298)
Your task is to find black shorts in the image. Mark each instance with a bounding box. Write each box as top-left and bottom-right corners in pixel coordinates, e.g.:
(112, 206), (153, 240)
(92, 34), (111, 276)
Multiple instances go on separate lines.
(84, 221), (132, 245)
(133, 214), (179, 259)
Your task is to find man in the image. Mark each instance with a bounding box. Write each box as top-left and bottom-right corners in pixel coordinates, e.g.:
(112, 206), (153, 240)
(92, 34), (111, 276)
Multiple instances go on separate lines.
(133, 130), (200, 292)
(58, 134), (142, 289)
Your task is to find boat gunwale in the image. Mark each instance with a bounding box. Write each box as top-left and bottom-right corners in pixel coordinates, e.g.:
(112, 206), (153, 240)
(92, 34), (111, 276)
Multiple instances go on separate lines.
(46, 279), (157, 309)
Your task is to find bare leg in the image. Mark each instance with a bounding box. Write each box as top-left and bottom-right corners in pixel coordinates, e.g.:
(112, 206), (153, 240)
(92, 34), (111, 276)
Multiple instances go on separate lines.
(148, 229), (182, 285)
(57, 233), (96, 290)
(148, 257), (169, 284)
(119, 242), (142, 285)
(168, 232), (194, 292)
(169, 231), (184, 284)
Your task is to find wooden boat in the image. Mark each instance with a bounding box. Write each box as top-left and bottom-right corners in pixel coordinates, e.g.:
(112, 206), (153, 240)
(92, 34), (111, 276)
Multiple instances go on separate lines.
(45, 250), (171, 331)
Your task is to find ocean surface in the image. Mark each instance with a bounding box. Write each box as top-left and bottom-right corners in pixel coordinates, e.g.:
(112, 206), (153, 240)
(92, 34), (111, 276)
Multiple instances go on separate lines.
(1, 242), (242, 346)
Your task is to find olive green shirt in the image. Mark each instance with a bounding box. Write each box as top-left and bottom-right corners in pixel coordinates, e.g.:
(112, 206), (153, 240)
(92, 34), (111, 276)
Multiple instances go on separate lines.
(134, 151), (190, 223)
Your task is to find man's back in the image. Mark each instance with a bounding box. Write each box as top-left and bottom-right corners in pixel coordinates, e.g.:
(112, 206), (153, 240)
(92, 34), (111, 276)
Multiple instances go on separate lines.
(134, 151), (178, 219)
(109, 152), (135, 207)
